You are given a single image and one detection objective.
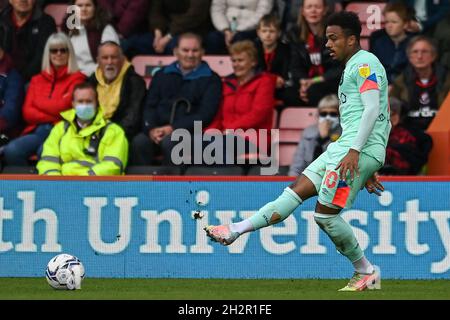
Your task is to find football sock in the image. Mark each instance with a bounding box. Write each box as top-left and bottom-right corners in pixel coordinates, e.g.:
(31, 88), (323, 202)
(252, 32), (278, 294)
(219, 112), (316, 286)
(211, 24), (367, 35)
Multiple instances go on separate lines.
(249, 187), (302, 230)
(314, 212), (364, 263)
(352, 256), (375, 274)
(229, 219), (254, 234)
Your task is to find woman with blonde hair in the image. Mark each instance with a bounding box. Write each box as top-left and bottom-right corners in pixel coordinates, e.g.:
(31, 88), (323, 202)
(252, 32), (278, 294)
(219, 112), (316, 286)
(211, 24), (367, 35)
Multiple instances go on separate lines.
(206, 40), (276, 162)
(2, 32), (86, 166)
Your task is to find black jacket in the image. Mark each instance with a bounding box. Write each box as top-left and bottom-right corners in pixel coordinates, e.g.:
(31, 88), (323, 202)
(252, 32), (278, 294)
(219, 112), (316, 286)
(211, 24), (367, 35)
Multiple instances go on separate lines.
(286, 25), (342, 84)
(89, 66), (146, 139)
(0, 5), (56, 81)
(255, 39), (291, 80)
(142, 61), (222, 133)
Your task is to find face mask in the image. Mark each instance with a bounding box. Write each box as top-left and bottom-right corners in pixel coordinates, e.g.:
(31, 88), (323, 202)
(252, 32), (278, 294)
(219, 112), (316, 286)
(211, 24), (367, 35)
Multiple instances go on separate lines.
(319, 115), (340, 130)
(75, 103), (96, 121)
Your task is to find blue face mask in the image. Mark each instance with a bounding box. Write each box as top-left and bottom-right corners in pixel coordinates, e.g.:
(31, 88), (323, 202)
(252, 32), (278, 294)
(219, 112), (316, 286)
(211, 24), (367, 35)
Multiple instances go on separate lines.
(75, 103), (96, 121)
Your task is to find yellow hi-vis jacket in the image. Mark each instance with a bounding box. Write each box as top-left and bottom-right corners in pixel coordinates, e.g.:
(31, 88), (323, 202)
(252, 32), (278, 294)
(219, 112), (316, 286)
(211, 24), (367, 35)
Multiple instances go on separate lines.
(37, 108), (128, 176)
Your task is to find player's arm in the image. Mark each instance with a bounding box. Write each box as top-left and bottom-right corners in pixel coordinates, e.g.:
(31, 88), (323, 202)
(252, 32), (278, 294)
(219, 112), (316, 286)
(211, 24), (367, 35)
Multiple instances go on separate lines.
(351, 89), (380, 152)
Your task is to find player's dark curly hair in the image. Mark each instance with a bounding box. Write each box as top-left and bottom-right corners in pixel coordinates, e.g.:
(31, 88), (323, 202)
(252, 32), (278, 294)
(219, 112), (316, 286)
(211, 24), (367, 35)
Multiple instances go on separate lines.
(326, 11), (362, 41)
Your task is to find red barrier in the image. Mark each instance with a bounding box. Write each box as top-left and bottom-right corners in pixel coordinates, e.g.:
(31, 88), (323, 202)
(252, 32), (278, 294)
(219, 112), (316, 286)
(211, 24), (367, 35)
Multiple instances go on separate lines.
(1, 175), (450, 182)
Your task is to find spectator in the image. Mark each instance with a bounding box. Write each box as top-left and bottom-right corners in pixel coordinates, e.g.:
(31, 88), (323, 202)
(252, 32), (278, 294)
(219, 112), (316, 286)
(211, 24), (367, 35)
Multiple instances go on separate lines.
(389, 0), (450, 34)
(97, 0), (149, 39)
(370, 2), (414, 84)
(37, 82), (128, 175)
(122, 0), (214, 58)
(0, 34), (25, 148)
(63, 0), (119, 76)
(88, 41), (146, 140)
(286, 0), (341, 106)
(390, 35), (450, 130)
(1, 32), (85, 166)
(273, 0), (339, 36)
(273, 0), (303, 35)
(255, 14), (292, 106)
(288, 94), (341, 176)
(208, 0), (274, 54)
(130, 33), (222, 165)
(379, 97), (432, 175)
(433, 11), (450, 70)
(206, 40), (276, 161)
(0, 0), (57, 81)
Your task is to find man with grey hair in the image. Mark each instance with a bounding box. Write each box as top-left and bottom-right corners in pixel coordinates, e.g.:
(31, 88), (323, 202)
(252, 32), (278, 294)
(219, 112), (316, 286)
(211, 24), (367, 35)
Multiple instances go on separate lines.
(88, 41), (146, 140)
(0, 0), (56, 81)
(130, 33), (222, 166)
(390, 35), (450, 130)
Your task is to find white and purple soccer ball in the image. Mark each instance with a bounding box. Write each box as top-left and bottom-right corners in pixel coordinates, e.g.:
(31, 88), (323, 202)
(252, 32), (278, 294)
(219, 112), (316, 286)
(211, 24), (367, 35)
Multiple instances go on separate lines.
(45, 253), (85, 290)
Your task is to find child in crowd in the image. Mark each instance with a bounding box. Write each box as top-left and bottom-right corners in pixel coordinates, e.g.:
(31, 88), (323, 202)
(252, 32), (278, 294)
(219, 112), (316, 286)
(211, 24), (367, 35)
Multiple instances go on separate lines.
(255, 14), (292, 106)
(369, 2), (414, 83)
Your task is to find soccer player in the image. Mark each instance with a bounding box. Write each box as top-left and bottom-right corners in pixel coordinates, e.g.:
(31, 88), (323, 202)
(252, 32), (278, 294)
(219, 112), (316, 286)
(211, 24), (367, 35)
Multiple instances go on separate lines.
(204, 11), (391, 292)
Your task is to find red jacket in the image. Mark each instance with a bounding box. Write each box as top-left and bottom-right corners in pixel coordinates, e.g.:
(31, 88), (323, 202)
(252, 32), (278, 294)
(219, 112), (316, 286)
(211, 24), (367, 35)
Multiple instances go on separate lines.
(208, 72), (275, 131)
(207, 72), (276, 152)
(22, 66), (86, 134)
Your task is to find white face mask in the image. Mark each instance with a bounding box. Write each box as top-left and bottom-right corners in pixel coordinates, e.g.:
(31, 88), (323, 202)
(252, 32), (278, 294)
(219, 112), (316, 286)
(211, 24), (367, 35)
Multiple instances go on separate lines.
(319, 115), (340, 130)
(75, 103), (96, 121)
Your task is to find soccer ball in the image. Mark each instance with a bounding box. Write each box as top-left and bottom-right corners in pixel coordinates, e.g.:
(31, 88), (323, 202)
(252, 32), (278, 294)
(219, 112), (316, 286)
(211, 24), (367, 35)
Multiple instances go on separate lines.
(45, 253), (85, 290)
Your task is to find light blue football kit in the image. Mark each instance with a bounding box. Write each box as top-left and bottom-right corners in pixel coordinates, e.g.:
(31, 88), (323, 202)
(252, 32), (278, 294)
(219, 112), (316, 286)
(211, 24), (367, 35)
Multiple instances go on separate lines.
(303, 50), (391, 208)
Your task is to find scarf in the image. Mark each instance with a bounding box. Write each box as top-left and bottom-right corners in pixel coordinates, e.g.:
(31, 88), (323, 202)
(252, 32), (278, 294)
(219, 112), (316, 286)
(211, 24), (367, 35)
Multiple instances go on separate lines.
(306, 32), (324, 78)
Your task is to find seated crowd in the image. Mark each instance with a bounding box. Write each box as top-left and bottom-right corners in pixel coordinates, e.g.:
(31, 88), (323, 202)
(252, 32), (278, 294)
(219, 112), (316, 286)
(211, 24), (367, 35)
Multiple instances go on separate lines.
(0, 0), (449, 175)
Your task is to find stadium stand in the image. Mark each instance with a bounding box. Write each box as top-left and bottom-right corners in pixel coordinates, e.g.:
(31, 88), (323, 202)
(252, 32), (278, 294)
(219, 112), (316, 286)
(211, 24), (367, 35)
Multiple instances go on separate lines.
(132, 55), (233, 87)
(346, 2), (386, 51)
(278, 107), (317, 166)
(44, 3), (69, 31)
(202, 55), (233, 77)
(131, 55), (176, 87)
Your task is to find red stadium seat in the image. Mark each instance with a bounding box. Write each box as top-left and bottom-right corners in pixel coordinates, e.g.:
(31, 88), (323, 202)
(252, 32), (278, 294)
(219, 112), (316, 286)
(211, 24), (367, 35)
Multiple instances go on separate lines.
(345, 2), (386, 23)
(203, 55), (233, 77)
(131, 55), (176, 88)
(44, 4), (69, 31)
(279, 144), (298, 167)
(346, 2), (386, 37)
(277, 107), (318, 166)
(131, 55), (176, 77)
(278, 107), (317, 143)
(360, 37), (370, 51)
(131, 55), (234, 87)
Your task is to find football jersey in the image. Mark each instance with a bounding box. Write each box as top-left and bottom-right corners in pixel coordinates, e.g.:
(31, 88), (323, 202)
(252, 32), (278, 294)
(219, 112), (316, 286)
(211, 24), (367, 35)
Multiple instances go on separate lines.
(332, 49), (391, 164)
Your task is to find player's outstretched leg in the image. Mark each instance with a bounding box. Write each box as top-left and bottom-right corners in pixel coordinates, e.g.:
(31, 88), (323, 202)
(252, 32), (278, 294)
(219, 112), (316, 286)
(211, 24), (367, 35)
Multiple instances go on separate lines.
(204, 187), (303, 246)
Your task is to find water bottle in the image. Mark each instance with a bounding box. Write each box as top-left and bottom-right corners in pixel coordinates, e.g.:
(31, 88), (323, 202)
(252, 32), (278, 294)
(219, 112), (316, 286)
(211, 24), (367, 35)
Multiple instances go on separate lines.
(230, 17), (238, 33)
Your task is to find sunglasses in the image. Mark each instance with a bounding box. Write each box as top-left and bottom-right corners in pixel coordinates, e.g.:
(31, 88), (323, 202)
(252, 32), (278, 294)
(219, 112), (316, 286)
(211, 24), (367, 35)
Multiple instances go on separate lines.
(319, 112), (339, 117)
(50, 48), (69, 54)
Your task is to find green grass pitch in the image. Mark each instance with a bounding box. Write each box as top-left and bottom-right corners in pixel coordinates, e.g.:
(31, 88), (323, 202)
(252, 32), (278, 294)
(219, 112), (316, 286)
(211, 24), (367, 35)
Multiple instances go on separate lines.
(0, 278), (449, 300)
